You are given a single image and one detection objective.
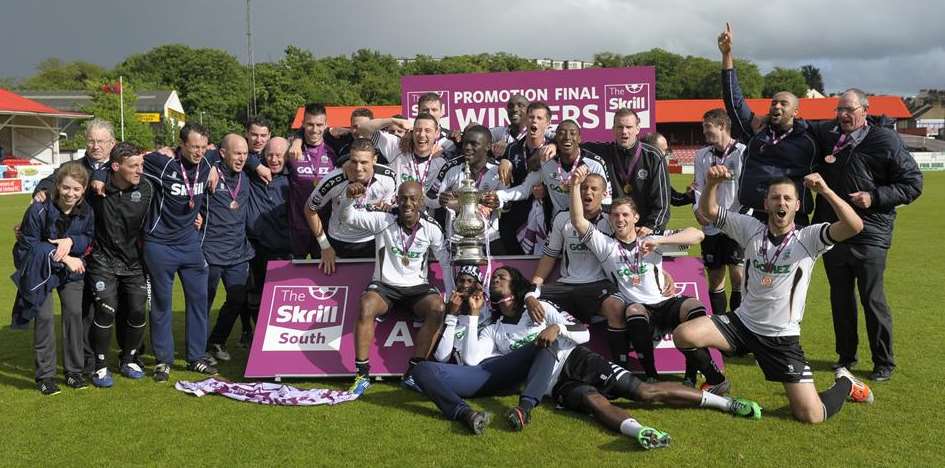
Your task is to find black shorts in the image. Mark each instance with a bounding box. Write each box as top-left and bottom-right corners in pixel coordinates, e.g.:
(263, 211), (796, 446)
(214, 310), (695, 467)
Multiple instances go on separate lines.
(552, 345), (642, 411)
(711, 313), (813, 384)
(365, 281), (440, 314)
(540, 280), (617, 323)
(701, 233), (744, 268)
(611, 294), (692, 337)
(327, 236), (376, 259)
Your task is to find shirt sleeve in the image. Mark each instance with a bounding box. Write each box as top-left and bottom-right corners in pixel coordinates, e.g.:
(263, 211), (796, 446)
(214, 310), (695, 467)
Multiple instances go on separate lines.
(372, 131), (402, 161)
(428, 223), (454, 294)
(722, 68), (758, 141)
(714, 209), (763, 246)
(461, 315), (498, 366)
(796, 222), (834, 258)
(541, 213), (566, 258)
(432, 315), (459, 362)
(496, 170), (541, 206)
(578, 224), (616, 262)
(307, 170), (344, 212)
(339, 193), (390, 234)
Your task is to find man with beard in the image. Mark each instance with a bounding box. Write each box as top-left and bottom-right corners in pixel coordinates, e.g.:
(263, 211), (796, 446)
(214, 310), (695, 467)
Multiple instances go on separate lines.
(304, 138), (397, 272)
(718, 23), (817, 225)
(676, 166), (875, 424)
(341, 181), (452, 395)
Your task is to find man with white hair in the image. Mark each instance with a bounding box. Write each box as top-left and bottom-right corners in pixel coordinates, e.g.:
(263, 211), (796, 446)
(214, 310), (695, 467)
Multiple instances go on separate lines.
(33, 118), (115, 202)
(807, 88), (922, 381)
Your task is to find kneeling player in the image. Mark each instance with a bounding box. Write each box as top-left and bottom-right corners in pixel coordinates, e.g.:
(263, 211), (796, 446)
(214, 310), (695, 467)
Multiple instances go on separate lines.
(675, 167), (873, 424)
(341, 181), (452, 394)
(568, 167), (727, 391)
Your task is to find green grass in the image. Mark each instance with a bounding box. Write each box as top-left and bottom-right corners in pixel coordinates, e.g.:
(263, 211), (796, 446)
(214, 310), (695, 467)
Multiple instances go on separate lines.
(1, 174), (943, 467)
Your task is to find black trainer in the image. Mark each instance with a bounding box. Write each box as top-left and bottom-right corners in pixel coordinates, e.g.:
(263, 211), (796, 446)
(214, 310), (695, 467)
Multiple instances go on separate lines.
(869, 367), (894, 382)
(506, 406), (530, 432)
(463, 410), (492, 435)
(37, 378), (61, 396)
(186, 358), (219, 375)
(65, 373), (88, 389)
(153, 363), (171, 383)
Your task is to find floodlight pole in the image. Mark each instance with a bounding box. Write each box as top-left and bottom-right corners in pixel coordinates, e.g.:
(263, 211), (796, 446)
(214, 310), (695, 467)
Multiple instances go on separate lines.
(119, 75), (125, 141)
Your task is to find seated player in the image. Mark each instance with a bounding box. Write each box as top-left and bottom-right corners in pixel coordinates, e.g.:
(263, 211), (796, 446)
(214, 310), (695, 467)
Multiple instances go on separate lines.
(341, 180), (452, 394)
(675, 167), (873, 423)
(431, 266), (494, 364)
(412, 266), (586, 435)
(304, 138), (397, 272)
(567, 167), (727, 391)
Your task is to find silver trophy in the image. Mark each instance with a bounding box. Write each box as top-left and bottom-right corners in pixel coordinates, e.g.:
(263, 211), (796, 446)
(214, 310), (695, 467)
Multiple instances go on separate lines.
(450, 162), (487, 265)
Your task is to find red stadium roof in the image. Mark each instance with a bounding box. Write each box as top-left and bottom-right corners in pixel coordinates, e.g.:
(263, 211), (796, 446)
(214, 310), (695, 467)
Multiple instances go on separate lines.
(291, 105), (401, 129)
(656, 96), (911, 123)
(0, 88), (89, 118)
(292, 96), (910, 129)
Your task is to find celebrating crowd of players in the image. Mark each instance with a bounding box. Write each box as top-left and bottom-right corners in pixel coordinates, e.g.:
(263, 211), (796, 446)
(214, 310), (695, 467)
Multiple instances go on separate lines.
(10, 23), (923, 449)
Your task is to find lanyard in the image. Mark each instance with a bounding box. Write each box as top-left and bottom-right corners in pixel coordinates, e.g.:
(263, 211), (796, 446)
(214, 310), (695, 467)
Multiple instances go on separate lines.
(411, 154), (431, 185)
(178, 159), (201, 208)
(618, 143), (643, 183)
(217, 167), (242, 208)
(555, 154), (583, 184)
(761, 227), (796, 272)
(616, 239), (642, 275)
(713, 141), (736, 166)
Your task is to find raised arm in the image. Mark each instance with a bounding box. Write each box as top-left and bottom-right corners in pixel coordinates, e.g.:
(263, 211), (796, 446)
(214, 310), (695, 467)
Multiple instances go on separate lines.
(698, 164), (730, 224)
(568, 166), (592, 236)
(340, 182), (388, 233)
(804, 172), (863, 242)
(494, 170), (541, 206)
(357, 117), (411, 139)
(719, 22), (763, 138)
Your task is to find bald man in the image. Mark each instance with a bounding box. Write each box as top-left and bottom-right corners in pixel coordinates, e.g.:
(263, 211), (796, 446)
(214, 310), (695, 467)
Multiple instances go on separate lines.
(719, 23), (817, 225)
(242, 137), (293, 347)
(341, 180), (452, 395)
(203, 134), (255, 362)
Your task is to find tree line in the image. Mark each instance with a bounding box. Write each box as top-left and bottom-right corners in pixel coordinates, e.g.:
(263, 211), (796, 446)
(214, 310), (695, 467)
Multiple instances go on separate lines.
(3, 46), (823, 149)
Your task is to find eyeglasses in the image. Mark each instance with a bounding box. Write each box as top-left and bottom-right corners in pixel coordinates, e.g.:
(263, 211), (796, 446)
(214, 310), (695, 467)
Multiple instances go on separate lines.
(835, 106), (863, 115)
(87, 139), (114, 146)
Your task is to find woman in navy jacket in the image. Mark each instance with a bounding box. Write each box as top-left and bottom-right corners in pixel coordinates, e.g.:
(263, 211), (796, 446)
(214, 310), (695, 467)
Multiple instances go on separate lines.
(12, 161), (95, 395)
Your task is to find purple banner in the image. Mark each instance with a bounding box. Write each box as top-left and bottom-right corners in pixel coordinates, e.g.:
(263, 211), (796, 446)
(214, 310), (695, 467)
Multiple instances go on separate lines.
(245, 256), (721, 378)
(400, 67), (656, 142)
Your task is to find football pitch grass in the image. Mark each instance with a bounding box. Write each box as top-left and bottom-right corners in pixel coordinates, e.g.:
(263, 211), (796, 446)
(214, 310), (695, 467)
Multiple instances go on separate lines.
(0, 173), (942, 467)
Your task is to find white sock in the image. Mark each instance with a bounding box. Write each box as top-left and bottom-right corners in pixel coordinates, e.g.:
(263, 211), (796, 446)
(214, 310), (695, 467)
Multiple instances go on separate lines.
(700, 391), (733, 412)
(619, 418), (643, 438)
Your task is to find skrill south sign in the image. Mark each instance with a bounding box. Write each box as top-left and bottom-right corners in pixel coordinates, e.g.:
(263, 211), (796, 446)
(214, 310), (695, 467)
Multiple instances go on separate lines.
(401, 67), (656, 141)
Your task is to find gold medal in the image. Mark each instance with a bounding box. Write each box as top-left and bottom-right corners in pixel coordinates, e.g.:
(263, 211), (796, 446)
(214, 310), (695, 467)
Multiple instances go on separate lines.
(761, 275), (774, 287)
(229, 200), (239, 210)
(401, 256), (410, 267)
(188, 199), (195, 209)
(631, 275), (641, 286)
(623, 184), (632, 194)
(825, 154), (837, 164)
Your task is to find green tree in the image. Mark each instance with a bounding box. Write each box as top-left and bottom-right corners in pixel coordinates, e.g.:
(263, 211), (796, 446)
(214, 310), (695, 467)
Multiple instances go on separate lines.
(733, 59), (764, 98)
(801, 65), (825, 94)
(115, 44), (248, 141)
(18, 58), (106, 90)
(80, 80), (154, 149)
(763, 67), (809, 98)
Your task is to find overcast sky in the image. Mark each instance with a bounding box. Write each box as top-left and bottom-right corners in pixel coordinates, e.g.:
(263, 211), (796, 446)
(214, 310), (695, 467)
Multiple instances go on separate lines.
(2, 0), (942, 97)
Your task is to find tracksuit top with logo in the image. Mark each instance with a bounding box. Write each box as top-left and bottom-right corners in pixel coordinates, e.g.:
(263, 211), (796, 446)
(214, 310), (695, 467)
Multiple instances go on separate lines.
(202, 165), (254, 266)
(580, 226), (669, 306)
(693, 142), (746, 236)
(425, 158), (504, 241)
(87, 174), (153, 274)
(463, 302), (590, 396)
(140, 150), (213, 245)
(306, 165), (397, 243)
(715, 210), (833, 337)
(498, 149), (612, 213)
(340, 195), (452, 290)
(544, 210), (613, 284)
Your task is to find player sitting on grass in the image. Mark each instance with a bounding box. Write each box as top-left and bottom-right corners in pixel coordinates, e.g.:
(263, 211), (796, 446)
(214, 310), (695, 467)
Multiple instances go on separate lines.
(674, 166), (874, 423)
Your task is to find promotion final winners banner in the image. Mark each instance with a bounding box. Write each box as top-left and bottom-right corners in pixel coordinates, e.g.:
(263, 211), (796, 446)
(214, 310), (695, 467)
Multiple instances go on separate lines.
(400, 67), (656, 142)
(244, 256), (721, 378)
